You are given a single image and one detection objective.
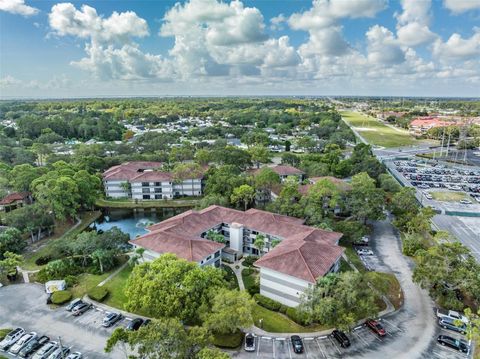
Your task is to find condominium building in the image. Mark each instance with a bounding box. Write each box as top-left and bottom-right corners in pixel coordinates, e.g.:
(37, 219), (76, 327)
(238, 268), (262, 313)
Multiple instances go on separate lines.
(131, 205), (344, 307)
(102, 162), (203, 199)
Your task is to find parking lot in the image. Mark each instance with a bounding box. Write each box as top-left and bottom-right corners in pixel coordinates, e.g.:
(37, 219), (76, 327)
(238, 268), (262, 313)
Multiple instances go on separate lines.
(0, 284), (125, 359)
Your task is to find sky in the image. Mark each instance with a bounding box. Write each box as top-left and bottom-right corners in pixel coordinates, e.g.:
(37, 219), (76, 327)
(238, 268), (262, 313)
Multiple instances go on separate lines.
(0, 0), (479, 98)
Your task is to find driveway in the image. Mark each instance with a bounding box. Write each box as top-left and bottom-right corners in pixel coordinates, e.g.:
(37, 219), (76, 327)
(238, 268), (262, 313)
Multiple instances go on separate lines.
(0, 284), (123, 359)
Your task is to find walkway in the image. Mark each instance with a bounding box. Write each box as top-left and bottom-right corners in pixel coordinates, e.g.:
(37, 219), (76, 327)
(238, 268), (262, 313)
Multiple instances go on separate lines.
(98, 260), (129, 287)
(224, 262), (246, 291)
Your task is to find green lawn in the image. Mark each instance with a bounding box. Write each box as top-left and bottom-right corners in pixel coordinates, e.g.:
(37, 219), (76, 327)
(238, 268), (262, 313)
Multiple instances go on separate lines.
(252, 303), (326, 333)
(103, 265), (133, 309)
(96, 198), (199, 209)
(69, 272), (112, 299)
(366, 272), (403, 310)
(430, 191), (469, 202)
(341, 111), (418, 148)
(342, 246), (366, 273)
(23, 211), (101, 271)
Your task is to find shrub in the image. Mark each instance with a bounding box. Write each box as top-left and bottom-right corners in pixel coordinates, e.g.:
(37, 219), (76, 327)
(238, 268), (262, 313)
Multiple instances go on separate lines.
(88, 286), (109, 302)
(51, 290), (72, 305)
(279, 305), (289, 314)
(254, 294), (282, 312)
(242, 256), (259, 267)
(35, 256), (52, 266)
(242, 268), (259, 295)
(64, 275), (79, 287)
(438, 292), (464, 312)
(212, 331), (243, 349)
(286, 307), (309, 326)
(402, 234), (425, 257)
(36, 269), (48, 283)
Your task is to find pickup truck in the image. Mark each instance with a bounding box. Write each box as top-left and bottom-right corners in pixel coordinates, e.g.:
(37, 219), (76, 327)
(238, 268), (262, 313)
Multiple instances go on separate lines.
(436, 309), (469, 324)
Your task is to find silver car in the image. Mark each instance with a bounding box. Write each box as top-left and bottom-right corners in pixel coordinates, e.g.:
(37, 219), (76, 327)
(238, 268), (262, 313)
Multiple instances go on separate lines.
(31, 341), (58, 359)
(8, 332), (37, 355)
(0, 327), (25, 351)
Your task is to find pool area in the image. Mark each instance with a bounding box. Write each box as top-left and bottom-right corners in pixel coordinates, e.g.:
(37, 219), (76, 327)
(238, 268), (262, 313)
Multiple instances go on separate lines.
(91, 207), (187, 238)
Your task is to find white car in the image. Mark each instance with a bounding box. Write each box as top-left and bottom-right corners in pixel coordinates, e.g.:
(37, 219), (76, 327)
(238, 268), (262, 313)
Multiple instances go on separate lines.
(460, 199), (472, 204)
(244, 333), (255, 352)
(0, 327), (25, 351)
(423, 192), (433, 200)
(8, 332), (37, 355)
(31, 341), (58, 359)
(357, 248), (374, 256)
(66, 352), (83, 359)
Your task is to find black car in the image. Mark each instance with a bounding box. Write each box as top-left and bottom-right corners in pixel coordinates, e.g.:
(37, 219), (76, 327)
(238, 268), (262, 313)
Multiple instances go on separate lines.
(72, 302), (92, 316)
(142, 319), (151, 327)
(332, 330), (350, 348)
(437, 335), (469, 353)
(18, 336), (50, 358)
(126, 318), (144, 331)
(290, 335), (304, 354)
(102, 312), (124, 327)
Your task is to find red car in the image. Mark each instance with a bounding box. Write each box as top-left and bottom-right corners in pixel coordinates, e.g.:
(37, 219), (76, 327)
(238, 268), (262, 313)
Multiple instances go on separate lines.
(366, 319), (386, 337)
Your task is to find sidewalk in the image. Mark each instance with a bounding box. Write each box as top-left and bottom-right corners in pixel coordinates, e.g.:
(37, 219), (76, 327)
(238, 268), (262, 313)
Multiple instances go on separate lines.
(224, 262), (245, 291)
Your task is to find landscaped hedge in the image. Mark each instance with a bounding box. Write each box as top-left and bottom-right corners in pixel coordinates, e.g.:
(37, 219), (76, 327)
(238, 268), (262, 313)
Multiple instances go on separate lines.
(88, 286), (109, 302)
(242, 256), (259, 267)
(51, 290), (73, 305)
(254, 293), (282, 311)
(212, 331), (243, 349)
(285, 307), (309, 326)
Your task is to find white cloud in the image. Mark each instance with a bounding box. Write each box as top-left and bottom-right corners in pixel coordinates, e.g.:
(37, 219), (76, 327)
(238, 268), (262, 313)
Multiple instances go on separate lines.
(0, 0), (38, 16)
(432, 29), (480, 60)
(444, 0), (480, 14)
(395, 0), (437, 46)
(270, 14), (286, 31)
(49, 3), (149, 44)
(397, 22), (437, 46)
(366, 25), (405, 65)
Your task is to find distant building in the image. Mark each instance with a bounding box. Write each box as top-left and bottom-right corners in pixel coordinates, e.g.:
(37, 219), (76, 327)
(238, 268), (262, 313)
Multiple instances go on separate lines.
(132, 205), (344, 307)
(409, 117), (455, 136)
(252, 165), (305, 183)
(0, 192), (32, 212)
(102, 162), (203, 199)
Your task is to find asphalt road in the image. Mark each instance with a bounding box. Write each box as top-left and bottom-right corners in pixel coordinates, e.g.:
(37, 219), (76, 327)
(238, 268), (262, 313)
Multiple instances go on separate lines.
(0, 284), (122, 359)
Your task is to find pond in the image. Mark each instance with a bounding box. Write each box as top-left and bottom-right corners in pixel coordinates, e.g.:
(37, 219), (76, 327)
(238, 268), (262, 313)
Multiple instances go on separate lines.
(90, 207), (188, 239)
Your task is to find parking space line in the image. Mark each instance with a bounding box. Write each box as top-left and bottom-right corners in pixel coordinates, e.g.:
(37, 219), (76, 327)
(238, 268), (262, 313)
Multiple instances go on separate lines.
(352, 330), (369, 346)
(314, 338), (327, 359)
(272, 338), (276, 359)
(257, 336), (261, 356)
(304, 338), (308, 358)
(287, 338), (292, 359)
(381, 319), (403, 332)
(328, 336), (341, 355)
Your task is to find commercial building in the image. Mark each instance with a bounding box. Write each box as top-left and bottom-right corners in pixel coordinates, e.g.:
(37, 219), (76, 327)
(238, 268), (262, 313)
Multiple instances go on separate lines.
(102, 162), (203, 199)
(131, 205), (344, 307)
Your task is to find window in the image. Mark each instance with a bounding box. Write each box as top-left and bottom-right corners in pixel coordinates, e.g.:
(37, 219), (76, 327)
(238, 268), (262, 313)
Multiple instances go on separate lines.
(252, 231), (258, 235)
(155, 195), (162, 199)
(206, 255), (212, 261)
(154, 188), (162, 193)
(142, 195), (150, 199)
(154, 182), (161, 187)
(142, 182), (150, 187)
(142, 188), (150, 194)
(214, 251), (220, 258)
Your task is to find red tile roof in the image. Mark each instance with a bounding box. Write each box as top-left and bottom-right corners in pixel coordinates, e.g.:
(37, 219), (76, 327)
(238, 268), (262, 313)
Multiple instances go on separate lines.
(409, 117), (455, 128)
(103, 162), (163, 181)
(133, 205), (343, 281)
(130, 171), (173, 182)
(0, 192), (31, 205)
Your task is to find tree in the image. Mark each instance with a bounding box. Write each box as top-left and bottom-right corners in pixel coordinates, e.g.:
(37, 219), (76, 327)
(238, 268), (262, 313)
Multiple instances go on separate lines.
(405, 206), (435, 235)
(33, 175), (80, 220)
(0, 251), (23, 278)
(253, 234), (266, 254)
(299, 272), (378, 331)
(105, 318), (211, 359)
(268, 176), (303, 217)
(9, 163), (44, 192)
(248, 145), (271, 169)
(204, 165), (246, 199)
(230, 184), (255, 211)
(195, 149), (211, 166)
(124, 254), (226, 323)
(281, 152), (300, 167)
(390, 187), (419, 231)
(378, 173), (401, 193)
(254, 168), (280, 191)
(0, 228), (26, 259)
(347, 172), (385, 224)
(201, 288), (254, 334)
(73, 170), (102, 209)
(413, 242), (480, 306)
(4, 203), (54, 242)
(301, 178), (342, 225)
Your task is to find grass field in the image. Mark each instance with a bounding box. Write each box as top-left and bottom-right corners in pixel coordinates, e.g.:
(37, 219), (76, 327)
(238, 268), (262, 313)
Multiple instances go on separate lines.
(430, 191), (468, 202)
(341, 111), (418, 148)
(102, 264), (133, 309)
(96, 198), (199, 209)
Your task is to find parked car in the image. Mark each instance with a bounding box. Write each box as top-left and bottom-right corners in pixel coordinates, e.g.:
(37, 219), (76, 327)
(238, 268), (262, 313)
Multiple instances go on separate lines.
(72, 302), (92, 316)
(357, 248), (374, 256)
(66, 298), (83, 312)
(46, 346), (70, 359)
(438, 317), (467, 334)
(437, 335), (469, 353)
(18, 335), (50, 358)
(66, 352), (82, 359)
(8, 332), (37, 355)
(142, 319), (151, 327)
(126, 318), (144, 331)
(244, 333), (255, 352)
(436, 309), (469, 324)
(31, 342), (58, 359)
(0, 327), (25, 351)
(102, 312), (124, 327)
(366, 319), (386, 337)
(460, 199), (472, 204)
(290, 335), (304, 354)
(331, 330), (350, 348)
(423, 192), (433, 200)
(353, 236), (369, 246)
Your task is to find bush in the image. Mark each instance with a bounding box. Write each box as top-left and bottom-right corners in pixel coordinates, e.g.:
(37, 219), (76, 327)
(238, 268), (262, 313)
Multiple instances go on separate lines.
(242, 268), (259, 296)
(254, 294), (282, 312)
(402, 234), (425, 256)
(88, 286), (109, 302)
(36, 269), (48, 283)
(35, 256), (52, 266)
(51, 290), (72, 305)
(242, 256), (259, 267)
(279, 305), (289, 314)
(64, 275), (79, 287)
(212, 331), (243, 349)
(286, 307), (309, 326)
(438, 292), (464, 312)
